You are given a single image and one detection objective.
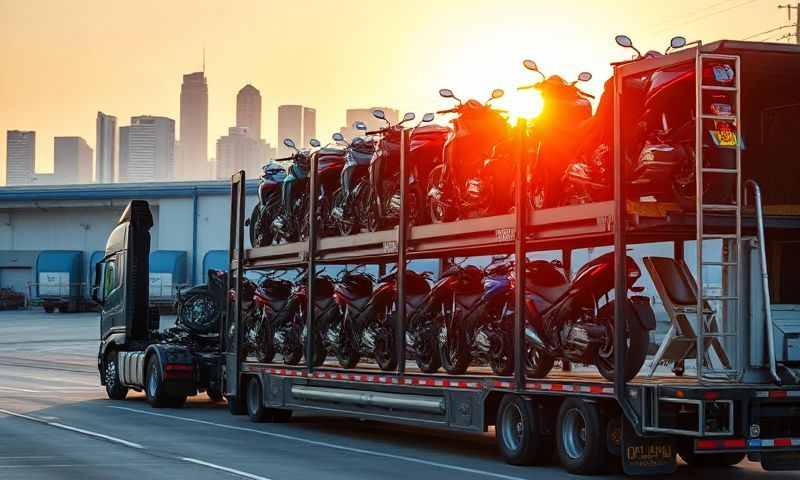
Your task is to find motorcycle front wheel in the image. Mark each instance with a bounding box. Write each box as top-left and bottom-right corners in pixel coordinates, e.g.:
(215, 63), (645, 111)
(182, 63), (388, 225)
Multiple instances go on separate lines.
(594, 300), (649, 382)
(336, 317), (361, 369)
(249, 204), (274, 248)
(283, 305), (305, 365)
(427, 165), (457, 224)
(525, 345), (555, 378)
(373, 313), (397, 371)
(438, 321), (471, 375)
(334, 188), (359, 236)
(412, 319), (442, 373)
(255, 316), (276, 364)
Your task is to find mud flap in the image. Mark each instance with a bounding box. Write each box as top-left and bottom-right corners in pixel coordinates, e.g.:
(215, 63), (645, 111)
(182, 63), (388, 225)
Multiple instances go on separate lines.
(761, 451), (800, 471)
(621, 419), (676, 475)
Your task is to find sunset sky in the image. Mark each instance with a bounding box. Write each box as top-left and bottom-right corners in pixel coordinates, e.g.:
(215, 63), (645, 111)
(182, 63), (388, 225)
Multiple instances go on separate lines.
(0, 0), (791, 182)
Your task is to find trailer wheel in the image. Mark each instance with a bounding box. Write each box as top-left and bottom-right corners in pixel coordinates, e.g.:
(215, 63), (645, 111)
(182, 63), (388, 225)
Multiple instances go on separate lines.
(678, 440), (745, 467)
(439, 322), (470, 375)
(246, 377), (270, 423)
(556, 399), (609, 475)
(496, 395), (552, 465)
(103, 351), (128, 400)
(223, 371), (247, 415)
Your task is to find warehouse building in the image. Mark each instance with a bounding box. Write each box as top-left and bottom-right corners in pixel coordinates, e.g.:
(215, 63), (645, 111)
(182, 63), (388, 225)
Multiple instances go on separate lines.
(0, 180), (257, 303)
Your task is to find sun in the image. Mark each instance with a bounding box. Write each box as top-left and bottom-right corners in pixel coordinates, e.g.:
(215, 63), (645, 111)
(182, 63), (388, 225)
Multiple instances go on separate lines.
(499, 88), (545, 124)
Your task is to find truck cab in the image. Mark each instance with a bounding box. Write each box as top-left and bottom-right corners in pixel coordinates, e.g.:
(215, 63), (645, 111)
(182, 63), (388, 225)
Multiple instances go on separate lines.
(93, 200), (223, 407)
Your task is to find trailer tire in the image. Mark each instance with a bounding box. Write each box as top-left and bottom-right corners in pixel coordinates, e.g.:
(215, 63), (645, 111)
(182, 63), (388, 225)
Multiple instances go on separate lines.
(496, 395), (552, 465)
(246, 377), (269, 423)
(678, 441), (745, 467)
(224, 372), (247, 415)
(103, 351), (128, 400)
(556, 399), (609, 475)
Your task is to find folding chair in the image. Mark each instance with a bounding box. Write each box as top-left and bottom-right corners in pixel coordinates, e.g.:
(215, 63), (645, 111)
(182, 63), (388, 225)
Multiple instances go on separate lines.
(643, 256), (732, 376)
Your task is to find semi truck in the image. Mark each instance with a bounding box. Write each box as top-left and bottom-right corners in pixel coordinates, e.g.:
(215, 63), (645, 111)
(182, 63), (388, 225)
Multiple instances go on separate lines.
(93, 200), (225, 407)
(98, 40), (800, 476)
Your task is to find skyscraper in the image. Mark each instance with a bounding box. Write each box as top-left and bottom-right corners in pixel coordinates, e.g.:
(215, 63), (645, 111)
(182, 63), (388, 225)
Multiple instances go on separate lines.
(303, 107), (316, 146)
(6, 130), (35, 186)
(215, 126), (266, 179)
(119, 116), (175, 182)
(178, 71), (208, 180)
(236, 84), (261, 140)
(95, 112), (116, 183)
(54, 136), (93, 184)
(339, 107), (399, 139)
(277, 105), (303, 157)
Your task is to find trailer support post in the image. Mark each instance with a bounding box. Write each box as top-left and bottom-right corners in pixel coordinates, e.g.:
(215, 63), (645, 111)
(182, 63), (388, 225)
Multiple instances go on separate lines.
(306, 152), (319, 374)
(396, 128), (410, 375)
(612, 69), (640, 429)
(514, 119), (527, 391)
(226, 171), (245, 397)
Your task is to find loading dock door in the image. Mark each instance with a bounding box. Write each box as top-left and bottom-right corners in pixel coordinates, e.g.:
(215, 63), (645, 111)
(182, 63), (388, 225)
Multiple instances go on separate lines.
(0, 267), (33, 299)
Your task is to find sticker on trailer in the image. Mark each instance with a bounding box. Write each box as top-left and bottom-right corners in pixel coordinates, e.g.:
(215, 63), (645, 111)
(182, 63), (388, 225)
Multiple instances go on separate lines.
(38, 272), (69, 296)
(621, 419), (676, 475)
(149, 273), (173, 298)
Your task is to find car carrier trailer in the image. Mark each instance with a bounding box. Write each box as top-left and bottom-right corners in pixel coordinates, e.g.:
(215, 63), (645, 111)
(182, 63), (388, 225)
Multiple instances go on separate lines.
(221, 40), (800, 476)
(93, 201), (226, 407)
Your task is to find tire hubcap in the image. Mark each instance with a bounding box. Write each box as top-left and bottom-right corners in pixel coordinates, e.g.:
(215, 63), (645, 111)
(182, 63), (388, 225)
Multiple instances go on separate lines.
(502, 404), (525, 452)
(562, 409), (588, 460)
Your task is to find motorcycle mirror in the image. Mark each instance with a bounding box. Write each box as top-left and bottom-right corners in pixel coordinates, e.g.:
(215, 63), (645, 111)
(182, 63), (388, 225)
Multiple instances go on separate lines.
(490, 88), (505, 100)
(353, 121), (367, 131)
(615, 34), (633, 48)
(439, 88), (454, 98)
(577, 72), (592, 82)
(422, 112), (435, 123)
(401, 112), (416, 123)
(615, 34), (642, 58)
(522, 59), (539, 72)
(283, 138), (297, 149)
(666, 35), (687, 53)
(331, 132), (345, 142)
(309, 138), (321, 148)
(372, 109), (386, 120)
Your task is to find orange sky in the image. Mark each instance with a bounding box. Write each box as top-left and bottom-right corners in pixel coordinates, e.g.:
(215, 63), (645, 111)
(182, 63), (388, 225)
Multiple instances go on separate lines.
(0, 0), (790, 182)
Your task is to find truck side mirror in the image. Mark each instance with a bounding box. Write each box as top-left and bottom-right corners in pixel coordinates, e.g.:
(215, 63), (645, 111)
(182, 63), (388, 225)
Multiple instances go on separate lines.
(91, 262), (104, 305)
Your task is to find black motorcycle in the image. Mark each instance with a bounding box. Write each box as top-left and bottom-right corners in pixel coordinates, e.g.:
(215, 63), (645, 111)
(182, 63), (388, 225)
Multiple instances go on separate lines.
(512, 253), (654, 382)
(248, 162), (287, 248)
(435, 260), (517, 376)
(271, 138), (319, 243)
(330, 123), (376, 236)
(251, 270), (296, 363)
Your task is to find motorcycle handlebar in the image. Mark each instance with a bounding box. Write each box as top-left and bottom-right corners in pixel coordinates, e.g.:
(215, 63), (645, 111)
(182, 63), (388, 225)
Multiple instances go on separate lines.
(436, 108), (458, 114)
(274, 156), (294, 162)
(577, 89), (595, 99)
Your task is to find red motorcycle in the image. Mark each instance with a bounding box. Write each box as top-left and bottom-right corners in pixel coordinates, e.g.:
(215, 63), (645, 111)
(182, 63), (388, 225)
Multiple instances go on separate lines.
(561, 35), (738, 207)
(364, 111), (449, 231)
(427, 88), (513, 222)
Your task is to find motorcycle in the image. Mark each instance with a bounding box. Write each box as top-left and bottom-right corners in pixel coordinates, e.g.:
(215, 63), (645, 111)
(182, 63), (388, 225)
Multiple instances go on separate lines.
(516, 61), (594, 209)
(365, 110), (449, 231)
(248, 162), (287, 248)
(561, 34), (738, 207)
(310, 136), (349, 237)
(271, 138), (320, 243)
(250, 270), (296, 363)
(427, 88), (513, 223)
(334, 267), (432, 371)
(512, 253), (654, 382)
(330, 122), (376, 235)
(435, 260), (518, 376)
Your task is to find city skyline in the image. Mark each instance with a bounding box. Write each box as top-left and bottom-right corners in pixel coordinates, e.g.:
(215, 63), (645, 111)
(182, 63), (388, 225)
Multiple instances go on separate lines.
(0, 0), (788, 183)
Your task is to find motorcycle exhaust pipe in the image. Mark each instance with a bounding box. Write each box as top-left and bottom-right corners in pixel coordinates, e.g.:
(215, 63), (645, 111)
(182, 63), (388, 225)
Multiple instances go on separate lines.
(525, 326), (547, 350)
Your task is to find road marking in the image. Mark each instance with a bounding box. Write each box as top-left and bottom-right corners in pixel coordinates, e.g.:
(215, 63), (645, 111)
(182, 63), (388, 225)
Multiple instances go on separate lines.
(0, 408), (272, 480)
(110, 406), (529, 480)
(181, 457), (272, 480)
(0, 408), (144, 449)
(0, 386), (40, 393)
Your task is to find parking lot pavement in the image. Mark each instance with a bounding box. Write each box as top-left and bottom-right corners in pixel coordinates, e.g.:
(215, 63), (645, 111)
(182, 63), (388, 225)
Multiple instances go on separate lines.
(0, 309), (795, 480)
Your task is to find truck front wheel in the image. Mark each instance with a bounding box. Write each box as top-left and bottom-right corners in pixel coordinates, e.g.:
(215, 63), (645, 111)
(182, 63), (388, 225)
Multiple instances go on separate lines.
(103, 352), (128, 400)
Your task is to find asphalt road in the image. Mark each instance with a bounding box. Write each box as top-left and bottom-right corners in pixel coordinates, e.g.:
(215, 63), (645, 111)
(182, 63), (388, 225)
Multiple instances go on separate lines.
(0, 310), (795, 480)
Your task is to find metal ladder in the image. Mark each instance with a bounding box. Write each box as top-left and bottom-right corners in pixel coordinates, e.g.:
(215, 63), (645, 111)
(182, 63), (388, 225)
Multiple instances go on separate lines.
(694, 51), (743, 382)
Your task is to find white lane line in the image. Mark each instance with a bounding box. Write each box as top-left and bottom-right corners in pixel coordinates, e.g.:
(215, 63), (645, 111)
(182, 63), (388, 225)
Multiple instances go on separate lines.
(0, 408), (144, 449)
(181, 457), (272, 480)
(0, 408), (272, 480)
(110, 406), (528, 480)
(0, 386), (40, 393)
